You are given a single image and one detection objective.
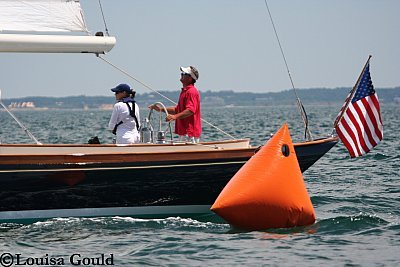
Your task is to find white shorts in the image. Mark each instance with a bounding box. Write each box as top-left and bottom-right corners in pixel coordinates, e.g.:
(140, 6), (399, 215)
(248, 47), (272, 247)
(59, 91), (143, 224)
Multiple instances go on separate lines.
(117, 130), (140, 144)
(178, 135), (200, 143)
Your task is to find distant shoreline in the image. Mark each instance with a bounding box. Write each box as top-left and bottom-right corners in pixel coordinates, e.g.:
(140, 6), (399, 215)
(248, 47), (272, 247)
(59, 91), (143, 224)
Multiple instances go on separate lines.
(2, 87), (399, 109)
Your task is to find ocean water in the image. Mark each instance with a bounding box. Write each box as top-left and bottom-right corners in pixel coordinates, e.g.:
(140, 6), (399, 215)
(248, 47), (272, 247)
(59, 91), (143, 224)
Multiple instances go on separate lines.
(0, 104), (399, 266)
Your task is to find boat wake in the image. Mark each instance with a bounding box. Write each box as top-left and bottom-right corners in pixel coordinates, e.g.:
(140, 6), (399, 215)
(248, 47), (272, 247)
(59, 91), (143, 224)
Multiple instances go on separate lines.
(0, 216), (230, 233)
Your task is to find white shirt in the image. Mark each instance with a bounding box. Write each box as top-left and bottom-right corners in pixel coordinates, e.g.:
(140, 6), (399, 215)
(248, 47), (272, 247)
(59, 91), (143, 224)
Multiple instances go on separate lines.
(108, 101), (140, 144)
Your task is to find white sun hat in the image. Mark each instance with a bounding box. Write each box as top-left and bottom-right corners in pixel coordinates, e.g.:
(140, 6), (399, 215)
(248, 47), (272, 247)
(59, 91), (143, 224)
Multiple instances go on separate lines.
(180, 66), (199, 81)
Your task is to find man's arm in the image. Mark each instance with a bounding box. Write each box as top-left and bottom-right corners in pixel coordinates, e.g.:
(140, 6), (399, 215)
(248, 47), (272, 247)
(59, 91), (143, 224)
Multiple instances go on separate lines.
(166, 108), (193, 122)
(148, 104), (176, 114)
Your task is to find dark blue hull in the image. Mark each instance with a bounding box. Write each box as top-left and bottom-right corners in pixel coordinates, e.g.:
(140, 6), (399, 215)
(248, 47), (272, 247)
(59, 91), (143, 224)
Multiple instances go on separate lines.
(0, 137), (338, 221)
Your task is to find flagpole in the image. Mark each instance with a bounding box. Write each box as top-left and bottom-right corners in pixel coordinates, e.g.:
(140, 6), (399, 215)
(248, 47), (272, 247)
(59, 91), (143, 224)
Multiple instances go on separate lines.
(333, 55), (372, 130)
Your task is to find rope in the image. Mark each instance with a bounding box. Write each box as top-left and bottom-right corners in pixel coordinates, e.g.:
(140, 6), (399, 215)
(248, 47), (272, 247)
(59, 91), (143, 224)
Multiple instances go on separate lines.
(0, 90), (42, 145)
(97, 55), (236, 140)
(263, 0), (313, 141)
(98, 0), (110, 36)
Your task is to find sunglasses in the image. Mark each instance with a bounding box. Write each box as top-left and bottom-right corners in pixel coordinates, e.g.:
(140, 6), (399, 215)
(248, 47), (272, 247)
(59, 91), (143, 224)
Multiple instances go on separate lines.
(181, 72), (191, 76)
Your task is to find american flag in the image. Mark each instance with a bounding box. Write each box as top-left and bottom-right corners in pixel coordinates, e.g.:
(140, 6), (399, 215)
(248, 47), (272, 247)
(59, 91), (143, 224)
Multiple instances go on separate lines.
(334, 59), (383, 158)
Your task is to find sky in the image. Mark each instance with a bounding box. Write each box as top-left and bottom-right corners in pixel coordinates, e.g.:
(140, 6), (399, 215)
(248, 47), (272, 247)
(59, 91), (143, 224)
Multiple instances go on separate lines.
(1, 0), (399, 98)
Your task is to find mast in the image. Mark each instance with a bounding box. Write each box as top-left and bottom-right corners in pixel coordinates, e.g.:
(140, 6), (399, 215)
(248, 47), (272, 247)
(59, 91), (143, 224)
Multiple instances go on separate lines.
(263, 0), (312, 140)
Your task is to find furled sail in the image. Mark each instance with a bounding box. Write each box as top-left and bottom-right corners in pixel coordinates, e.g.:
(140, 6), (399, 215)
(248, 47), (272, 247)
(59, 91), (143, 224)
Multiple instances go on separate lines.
(0, 0), (116, 53)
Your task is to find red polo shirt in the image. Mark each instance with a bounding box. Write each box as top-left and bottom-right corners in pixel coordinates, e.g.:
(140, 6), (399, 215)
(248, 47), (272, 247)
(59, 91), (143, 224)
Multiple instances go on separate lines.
(174, 84), (202, 137)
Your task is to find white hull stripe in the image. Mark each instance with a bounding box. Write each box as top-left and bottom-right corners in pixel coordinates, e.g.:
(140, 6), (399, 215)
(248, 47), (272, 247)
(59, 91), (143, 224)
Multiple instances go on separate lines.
(0, 160), (247, 173)
(0, 205), (212, 221)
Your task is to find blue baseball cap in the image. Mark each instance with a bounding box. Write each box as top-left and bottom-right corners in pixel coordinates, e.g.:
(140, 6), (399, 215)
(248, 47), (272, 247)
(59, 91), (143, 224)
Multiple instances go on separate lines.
(111, 83), (132, 93)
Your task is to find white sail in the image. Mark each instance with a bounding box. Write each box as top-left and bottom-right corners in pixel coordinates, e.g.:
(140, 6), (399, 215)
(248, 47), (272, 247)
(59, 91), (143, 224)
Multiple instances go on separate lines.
(0, 0), (87, 32)
(0, 0), (116, 54)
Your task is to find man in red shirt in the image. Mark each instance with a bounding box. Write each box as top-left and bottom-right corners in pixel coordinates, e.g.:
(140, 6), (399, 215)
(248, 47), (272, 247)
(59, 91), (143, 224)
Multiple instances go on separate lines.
(149, 66), (202, 143)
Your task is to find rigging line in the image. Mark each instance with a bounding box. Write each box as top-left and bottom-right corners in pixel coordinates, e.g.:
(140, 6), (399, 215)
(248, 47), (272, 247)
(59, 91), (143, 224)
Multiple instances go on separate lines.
(96, 55), (236, 140)
(263, 0), (313, 141)
(98, 0), (109, 36)
(0, 90), (42, 145)
(97, 55), (176, 104)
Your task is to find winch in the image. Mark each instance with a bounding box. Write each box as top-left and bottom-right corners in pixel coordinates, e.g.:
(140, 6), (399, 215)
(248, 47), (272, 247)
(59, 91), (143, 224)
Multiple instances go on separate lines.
(139, 102), (173, 144)
(138, 117), (153, 143)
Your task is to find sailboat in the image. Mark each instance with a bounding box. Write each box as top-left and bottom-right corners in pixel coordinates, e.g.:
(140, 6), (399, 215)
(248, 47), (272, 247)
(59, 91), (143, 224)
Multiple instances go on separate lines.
(0, 0), (338, 222)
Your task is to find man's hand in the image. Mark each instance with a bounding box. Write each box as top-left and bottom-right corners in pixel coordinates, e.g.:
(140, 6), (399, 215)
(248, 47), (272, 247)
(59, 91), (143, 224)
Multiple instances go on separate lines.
(166, 114), (177, 122)
(148, 104), (161, 112)
(165, 109), (194, 122)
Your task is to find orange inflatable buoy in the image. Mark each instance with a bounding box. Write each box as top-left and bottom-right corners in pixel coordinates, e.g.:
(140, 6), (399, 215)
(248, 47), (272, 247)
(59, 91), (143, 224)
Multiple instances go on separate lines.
(211, 123), (315, 231)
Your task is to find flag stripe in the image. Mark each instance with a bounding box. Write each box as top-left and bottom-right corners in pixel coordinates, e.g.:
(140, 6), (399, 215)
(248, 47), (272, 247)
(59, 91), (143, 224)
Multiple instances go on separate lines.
(351, 103), (372, 152)
(336, 121), (356, 157)
(353, 101), (377, 149)
(367, 95), (383, 139)
(361, 96), (382, 144)
(371, 94), (383, 125)
(345, 106), (368, 155)
(339, 114), (363, 157)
